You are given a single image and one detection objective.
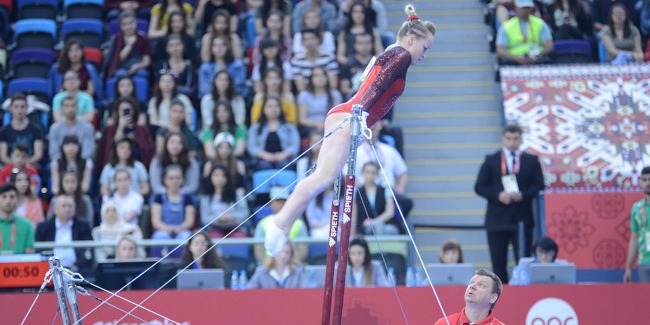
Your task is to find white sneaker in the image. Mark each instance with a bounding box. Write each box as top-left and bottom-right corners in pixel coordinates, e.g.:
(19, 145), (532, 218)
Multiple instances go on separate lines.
(264, 219), (288, 257)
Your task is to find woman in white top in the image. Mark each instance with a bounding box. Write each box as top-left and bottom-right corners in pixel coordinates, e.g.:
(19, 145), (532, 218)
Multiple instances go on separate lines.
(147, 72), (194, 129)
(102, 169), (144, 225)
(346, 237), (389, 287)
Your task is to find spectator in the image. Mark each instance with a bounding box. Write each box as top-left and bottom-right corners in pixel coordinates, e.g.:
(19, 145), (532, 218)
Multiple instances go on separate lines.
(149, 132), (200, 195)
(336, 1), (384, 66)
(474, 125), (545, 284)
(148, 0), (194, 40)
(340, 32), (375, 99)
(202, 132), (246, 190)
(247, 241), (306, 289)
(292, 7), (337, 58)
(48, 96), (95, 160)
(253, 37), (293, 94)
(624, 166), (650, 283)
(105, 76), (147, 126)
(337, 0), (388, 34)
(297, 66), (343, 134)
(105, 11), (153, 80)
(532, 236), (559, 263)
(92, 201), (144, 262)
(0, 184), (34, 254)
(199, 9), (243, 62)
(105, 0), (153, 21)
(48, 171), (94, 228)
(99, 137), (150, 196)
(496, 0), (554, 66)
(155, 99), (201, 159)
(346, 237), (389, 287)
(250, 67), (298, 124)
(97, 97), (155, 169)
(150, 165), (196, 257)
(254, 0), (292, 38)
(591, 0), (636, 33)
(292, 0), (338, 35)
(434, 269), (505, 325)
(601, 4), (644, 64)
(153, 34), (197, 99)
(247, 96), (301, 171)
(0, 144), (41, 193)
(201, 100), (247, 160)
(200, 164), (249, 238)
(50, 135), (93, 196)
(440, 239), (464, 264)
(291, 28), (339, 92)
(546, 0), (593, 40)
(114, 235), (145, 260)
(200, 70), (246, 128)
(198, 36), (248, 98)
(253, 10), (293, 64)
(36, 195), (93, 274)
(102, 169), (144, 226)
(148, 72), (195, 130)
(154, 11), (200, 65)
(352, 161), (397, 236)
(180, 231), (228, 269)
(49, 39), (98, 98)
(195, 0), (238, 34)
(0, 94), (44, 165)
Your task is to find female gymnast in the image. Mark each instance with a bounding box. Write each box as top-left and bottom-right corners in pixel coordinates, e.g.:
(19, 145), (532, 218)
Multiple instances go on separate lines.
(265, 4), (436, 256)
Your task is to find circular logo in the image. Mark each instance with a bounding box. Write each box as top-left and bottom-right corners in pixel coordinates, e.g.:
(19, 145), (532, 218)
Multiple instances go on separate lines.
(526, 297), (578, 325)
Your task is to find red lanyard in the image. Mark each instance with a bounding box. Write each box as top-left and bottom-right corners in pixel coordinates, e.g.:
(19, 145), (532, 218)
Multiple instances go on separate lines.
(519, 21), (535, 44)
(501, 152), (518, 175)
(0, 221), (17, 251)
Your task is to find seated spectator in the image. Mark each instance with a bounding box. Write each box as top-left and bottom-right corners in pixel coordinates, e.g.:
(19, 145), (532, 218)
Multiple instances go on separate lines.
(346, 237), (389, 287)
(200, 164), (249, 238)
(153, 34), (197, 99)
(202, 132), (246, 190)
(247, 241), (306, 289)
(546, 0), (593, 40)
(253, 38), (293, 94)
(48, 96), (95, 160)
(200, 70), (246, 128)
(102, 169), (144, 225)
(149, 132), (200, 195)
(181, 231), (228, 269)
(254, 0), (292, 38)
(253, 187), (308, 263)
(105, 0), (153, 21)
(99, 137), (150, 196)
(591, 0), (636, 33)
(195, 0), (238, 36)
(297, 66), (343, 134)
(250, 67), (297, 124)
(293, 9), (336, 60)
(291, 28), (339, 92)
(252, 10), (292, 65)
(247, 96), (301, 171)
(154, 11), (200, 65)
(0, 144), (41, 194)
(49, 39), (98, 98)
(305, 184), (333, 238)
(337, 0), (389, 35)
(336, 1), (384, 66)
(201, 100), (247, 159)
(10, 170), (44, 227)
(352, 161), (397, 236)
(105, 76), (147, 126)
(440, 239), (464, 264)
(532, 236), (559, 264)
(148, 0), (194, 40)
(199, 9), (243, 62)
(0, 94), (44, 166)
(151, 165), (196, 257)
(113, 235), (145, 260)
(48, 171), (94, 228)
(50, 135), (93, 195)
(105, 11), (153, 80)
(36, 195), (93, 274)
(97, 97), (155, 169)
(0, 184), (35, 254)
(155, 99), (201, 159)
(198, 36), (247, 98)
(147, 72), (194, 130)
(339, 32), (375, 99)
(92, 201), (144, 262)
(601, 4), (644, 64)
(292, 0), (338, 36)
(496, 0), (554, 66)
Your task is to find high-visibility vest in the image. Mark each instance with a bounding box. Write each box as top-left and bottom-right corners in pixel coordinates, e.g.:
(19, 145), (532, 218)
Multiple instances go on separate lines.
(503, 16), (545, 56)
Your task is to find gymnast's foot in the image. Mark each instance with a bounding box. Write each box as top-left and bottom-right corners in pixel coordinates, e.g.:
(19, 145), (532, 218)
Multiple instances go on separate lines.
(264, 217), (288, 257)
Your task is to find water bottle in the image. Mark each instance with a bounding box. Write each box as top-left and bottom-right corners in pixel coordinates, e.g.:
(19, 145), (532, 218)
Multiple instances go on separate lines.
(238, 270), (248, 290)
(510, 266), (521, 286)
(405, 267), (415, 287)
(308, 269), (318, 288)
(231, 270), (239, 290)
(520, 265), (530, 285)
(415, 268), (425, 287)
(387, 267), (396, 287)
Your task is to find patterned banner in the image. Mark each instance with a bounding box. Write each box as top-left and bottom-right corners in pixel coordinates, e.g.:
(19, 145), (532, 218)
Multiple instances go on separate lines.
(501, 64), (650, 189)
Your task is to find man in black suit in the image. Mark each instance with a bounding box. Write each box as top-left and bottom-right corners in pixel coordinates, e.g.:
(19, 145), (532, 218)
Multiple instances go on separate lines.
(35, 195), (93, 275)
(474, 125), (544, 283)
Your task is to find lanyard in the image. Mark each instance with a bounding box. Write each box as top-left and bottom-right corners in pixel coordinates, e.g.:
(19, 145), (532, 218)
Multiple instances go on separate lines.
(0, 221), (16, 251)
(519, 20), (535, 44)
(501, 152), (518, 175)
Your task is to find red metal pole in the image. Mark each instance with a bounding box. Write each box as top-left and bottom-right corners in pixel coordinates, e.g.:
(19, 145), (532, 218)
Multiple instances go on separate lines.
(321, 175), (342, 325)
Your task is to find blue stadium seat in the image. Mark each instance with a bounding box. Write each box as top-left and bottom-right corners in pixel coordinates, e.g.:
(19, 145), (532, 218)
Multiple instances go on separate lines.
(17, 0), (58, 20)
(7, 77), (52, 103)
(552, 40), (593, 64)
(14, 19), (57, 49)
(11, 48), (54, 78)
(64, 0), (103, 20)
(62, 19), (104, 48)
(251, 170), (298, 195)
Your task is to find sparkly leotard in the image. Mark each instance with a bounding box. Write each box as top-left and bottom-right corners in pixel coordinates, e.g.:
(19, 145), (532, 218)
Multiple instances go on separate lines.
(327, 45), (412, 126)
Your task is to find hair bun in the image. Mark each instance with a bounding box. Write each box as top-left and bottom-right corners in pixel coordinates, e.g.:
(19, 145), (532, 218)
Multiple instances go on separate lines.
(404, 4), (416, 17)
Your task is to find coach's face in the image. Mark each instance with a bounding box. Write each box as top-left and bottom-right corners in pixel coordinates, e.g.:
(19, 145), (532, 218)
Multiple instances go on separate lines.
(502, 131), (522, 152)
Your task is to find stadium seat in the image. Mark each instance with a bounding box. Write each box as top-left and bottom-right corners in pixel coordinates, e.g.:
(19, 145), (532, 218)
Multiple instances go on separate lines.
(17, 0), (57, 20)
(108, 18), (149, 36)
(64, 0), (103, 20)
(552, 40), (593, 64)
(11, 48), (54, 78)
(62, 19), (104, 48)
(371, 252), (407, 285)
(7, 78), (52, 103)
(14, 19), (57, 49)
(83, 47), (103, 69)
(251, 169), (298, 195)
(0, 4), (11, 44)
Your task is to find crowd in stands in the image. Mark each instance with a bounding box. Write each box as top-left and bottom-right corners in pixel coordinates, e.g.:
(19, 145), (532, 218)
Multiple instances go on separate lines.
(0, 0), (416, 286)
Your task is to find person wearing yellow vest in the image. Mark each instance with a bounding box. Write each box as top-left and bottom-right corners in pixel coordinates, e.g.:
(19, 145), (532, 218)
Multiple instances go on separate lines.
(254, 187), (309, 264)
(496, 0), (554, 65)
(624, 166), (650, 283)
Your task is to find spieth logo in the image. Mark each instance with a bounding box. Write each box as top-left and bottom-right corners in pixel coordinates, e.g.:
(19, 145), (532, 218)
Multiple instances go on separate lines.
(526, 298), (578, 325)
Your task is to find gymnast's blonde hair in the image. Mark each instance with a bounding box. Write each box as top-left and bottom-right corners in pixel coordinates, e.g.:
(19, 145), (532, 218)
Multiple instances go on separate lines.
(398, 4), (436, 40)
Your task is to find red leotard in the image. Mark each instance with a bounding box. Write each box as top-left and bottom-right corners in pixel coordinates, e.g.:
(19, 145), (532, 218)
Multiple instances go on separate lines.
(327, 45), (412, 126)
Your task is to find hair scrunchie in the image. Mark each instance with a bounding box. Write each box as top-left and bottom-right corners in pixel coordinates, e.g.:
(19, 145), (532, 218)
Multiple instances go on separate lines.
(407, 14), (419, 21)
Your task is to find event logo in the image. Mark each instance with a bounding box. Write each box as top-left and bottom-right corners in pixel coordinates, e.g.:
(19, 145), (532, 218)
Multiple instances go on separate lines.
(526, 297), (578, 325)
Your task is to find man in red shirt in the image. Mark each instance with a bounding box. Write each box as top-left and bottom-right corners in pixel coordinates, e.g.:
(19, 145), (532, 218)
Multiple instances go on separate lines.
(434, 269), (505, 325)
